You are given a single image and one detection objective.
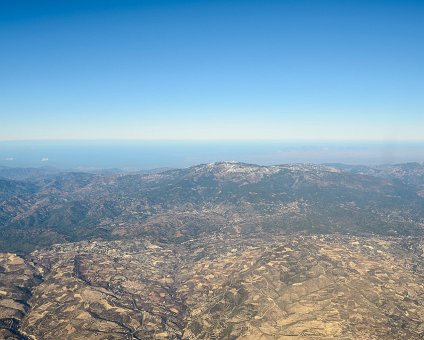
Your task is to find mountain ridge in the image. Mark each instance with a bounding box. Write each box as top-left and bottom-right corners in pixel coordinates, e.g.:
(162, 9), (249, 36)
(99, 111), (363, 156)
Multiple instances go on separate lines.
(1, 161), (424, 253)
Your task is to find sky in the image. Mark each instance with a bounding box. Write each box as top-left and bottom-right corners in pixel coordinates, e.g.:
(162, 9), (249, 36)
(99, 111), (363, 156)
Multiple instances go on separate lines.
(0, 0), (423, 141)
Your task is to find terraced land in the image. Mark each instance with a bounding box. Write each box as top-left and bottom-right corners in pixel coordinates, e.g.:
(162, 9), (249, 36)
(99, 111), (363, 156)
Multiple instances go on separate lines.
(1, 234), (424, 339)
(1, 162), (424, 338)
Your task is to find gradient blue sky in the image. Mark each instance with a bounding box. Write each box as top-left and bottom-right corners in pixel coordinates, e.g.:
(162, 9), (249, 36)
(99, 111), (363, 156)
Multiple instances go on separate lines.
(0, 0), (423, 141)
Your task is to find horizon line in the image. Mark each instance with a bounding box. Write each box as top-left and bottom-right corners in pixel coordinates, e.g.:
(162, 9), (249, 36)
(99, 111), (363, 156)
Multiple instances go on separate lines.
(1, 138), (424, 143)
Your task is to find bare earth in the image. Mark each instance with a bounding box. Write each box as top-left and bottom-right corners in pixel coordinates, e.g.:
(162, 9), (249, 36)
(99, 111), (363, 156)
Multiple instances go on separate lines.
(1, 234), (424, 339)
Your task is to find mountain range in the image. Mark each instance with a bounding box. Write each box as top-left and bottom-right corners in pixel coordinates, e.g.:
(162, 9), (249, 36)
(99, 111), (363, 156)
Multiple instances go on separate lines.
(1, 162), (424, 339)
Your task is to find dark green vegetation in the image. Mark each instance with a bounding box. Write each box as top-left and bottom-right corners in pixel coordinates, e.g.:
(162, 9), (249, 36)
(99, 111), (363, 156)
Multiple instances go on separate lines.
(1, 162), (424, 253)
(1, 162), (424, 339)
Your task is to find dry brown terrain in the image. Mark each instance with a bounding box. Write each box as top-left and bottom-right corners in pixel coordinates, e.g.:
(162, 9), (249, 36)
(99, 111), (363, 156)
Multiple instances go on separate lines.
(1, 162), (424, 338)
(1, 234), (424, 339)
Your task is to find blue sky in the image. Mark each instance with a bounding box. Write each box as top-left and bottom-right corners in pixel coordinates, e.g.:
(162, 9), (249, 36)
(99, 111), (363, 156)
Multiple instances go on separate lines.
(0, 0), (423, 141)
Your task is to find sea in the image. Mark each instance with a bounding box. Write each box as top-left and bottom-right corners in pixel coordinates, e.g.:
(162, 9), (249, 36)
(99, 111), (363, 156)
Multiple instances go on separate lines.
(0, 140), (423, 170)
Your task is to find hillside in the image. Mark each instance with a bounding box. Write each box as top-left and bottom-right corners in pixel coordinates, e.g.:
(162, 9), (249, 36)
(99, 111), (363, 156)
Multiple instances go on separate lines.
(1, 162), (424, 253)
(1, 162), (424, 339)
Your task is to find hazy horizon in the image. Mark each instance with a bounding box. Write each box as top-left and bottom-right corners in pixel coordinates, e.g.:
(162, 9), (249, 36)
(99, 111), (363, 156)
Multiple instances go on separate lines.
(2, 2), (424, 339)
(1, 140), (423, 170)
(1, 1), (423, 166)
(1, 0), (423, 141)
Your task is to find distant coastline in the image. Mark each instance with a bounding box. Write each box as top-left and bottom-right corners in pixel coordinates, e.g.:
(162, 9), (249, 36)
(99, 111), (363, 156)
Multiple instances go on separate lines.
(1, 140), (423, 169)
